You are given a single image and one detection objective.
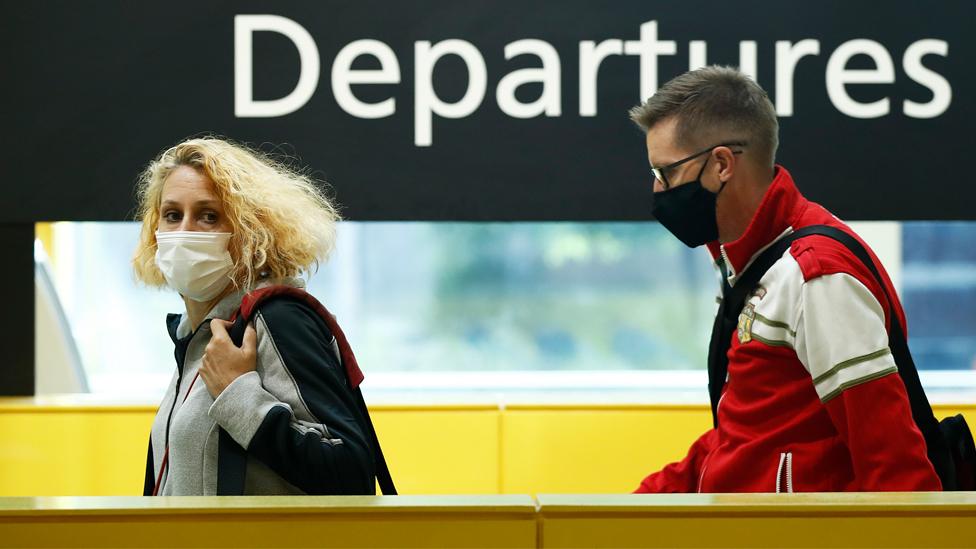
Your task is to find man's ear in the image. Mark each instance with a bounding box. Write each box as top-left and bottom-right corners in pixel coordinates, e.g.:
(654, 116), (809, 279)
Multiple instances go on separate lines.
(712, 146), (737, 185)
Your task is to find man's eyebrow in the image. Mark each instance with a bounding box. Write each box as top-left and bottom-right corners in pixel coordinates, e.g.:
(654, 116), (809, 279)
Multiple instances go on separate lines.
(649, 157), (675, 170)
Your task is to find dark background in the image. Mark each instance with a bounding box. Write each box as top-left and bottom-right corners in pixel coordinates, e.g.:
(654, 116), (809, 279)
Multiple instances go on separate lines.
(1, 0), (971, 222)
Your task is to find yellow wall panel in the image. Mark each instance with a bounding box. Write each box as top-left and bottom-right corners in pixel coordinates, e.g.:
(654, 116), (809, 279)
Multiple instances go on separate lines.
(932, 404), (976, 427)
(0, 409), (154, 496)
(363, 407), (500, 495)
(501, 406), (711, 494)
(1, 402), (973, 497)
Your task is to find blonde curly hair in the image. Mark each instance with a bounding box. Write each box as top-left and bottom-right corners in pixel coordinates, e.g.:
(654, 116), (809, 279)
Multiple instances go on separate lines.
(132, 137), (340, 290)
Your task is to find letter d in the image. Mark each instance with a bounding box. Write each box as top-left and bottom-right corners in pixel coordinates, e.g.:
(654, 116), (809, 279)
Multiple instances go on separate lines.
(235, 15), (320, 117)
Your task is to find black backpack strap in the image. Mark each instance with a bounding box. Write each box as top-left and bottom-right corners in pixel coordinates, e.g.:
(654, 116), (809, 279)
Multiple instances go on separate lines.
(707, 236), (797, 425)
(216, 428), (248, 495)
(708, 224), (956, 488)
(214, 315), (252, 495)
(352, 387), (397, 495)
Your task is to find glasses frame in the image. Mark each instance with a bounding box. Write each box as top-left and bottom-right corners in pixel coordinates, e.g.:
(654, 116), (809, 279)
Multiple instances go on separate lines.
(652, 142), (747, 190)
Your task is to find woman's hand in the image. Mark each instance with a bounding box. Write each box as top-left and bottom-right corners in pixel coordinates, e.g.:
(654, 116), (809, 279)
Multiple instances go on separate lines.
(199, 319), (257, 398)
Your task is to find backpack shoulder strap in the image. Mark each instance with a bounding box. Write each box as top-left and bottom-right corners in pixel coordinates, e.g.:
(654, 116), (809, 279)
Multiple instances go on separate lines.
(231, 285), (398, 495)
(215, 428), (247, 495)
(353, 386), (398, 495)
(707, 235), (797, 424)
(234, 286), (365, 388)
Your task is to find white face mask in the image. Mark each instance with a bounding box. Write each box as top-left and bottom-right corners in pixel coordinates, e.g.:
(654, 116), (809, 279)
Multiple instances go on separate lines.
(154, 231), (234, 302)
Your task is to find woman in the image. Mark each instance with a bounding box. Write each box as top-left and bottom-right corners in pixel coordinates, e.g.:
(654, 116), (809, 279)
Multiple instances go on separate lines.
(134, 137), (380, 495)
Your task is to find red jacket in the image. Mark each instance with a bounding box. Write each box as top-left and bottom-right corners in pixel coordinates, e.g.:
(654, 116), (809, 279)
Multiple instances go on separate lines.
(636, 166), (941, 493)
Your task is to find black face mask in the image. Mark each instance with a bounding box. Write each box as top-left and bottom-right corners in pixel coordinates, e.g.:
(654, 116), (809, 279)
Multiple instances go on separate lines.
(651, 157), (728, 248)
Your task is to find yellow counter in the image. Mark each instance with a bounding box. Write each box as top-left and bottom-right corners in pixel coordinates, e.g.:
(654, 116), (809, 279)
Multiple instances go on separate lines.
(2, 493), (976, 548)
(0, 495), (538, 548)
(536, 492), (976, 548)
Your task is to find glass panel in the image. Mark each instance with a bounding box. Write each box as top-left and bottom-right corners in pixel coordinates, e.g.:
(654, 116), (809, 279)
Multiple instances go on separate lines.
(41, 221), (717, 396)
(902, 222), (976, 371)
(37, 220), (976, 398)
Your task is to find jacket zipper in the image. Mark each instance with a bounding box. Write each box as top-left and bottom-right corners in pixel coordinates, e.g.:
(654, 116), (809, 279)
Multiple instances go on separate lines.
(720, 245), (736, 284)
(159, 322), (207, 491)
(697, 463), (708, 493)
(776, 451), (794, 493)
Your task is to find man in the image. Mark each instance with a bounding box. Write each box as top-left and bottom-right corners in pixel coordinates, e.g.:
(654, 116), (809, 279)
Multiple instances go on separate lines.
(631, 66), (940, 492)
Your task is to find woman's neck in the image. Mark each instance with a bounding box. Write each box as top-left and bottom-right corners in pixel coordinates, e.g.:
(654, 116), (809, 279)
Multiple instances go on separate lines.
(182, 286), (236, 332)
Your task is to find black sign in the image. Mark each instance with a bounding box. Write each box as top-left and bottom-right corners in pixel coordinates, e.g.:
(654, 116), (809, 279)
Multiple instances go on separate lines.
(2, 1), (971, 221)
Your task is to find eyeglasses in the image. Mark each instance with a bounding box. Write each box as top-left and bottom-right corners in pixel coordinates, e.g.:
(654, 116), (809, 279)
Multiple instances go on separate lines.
(651, 142), (746, 190)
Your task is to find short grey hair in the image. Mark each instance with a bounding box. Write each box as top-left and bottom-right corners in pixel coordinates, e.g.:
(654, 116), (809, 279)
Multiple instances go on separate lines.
(629, 66), (779, 167)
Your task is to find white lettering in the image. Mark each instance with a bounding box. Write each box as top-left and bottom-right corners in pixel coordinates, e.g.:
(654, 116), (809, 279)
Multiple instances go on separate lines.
(231, 17), (954, 142)
(414, 40), (488, 147)
(496, 39), (562, 119)
(739, 41), (758, 81)
(331, 39), (401, 119)
(623, 20), (677, 102)
(234, 15), (320, 117)
(689, 41), (707, 71)
(826, 39), (895, 119)
(579, 40), (623, 117)
(774, 39), (820, 116)
(903, 39), (951, 119)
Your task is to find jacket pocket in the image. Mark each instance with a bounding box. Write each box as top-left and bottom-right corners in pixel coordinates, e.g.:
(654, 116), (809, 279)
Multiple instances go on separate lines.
(775, 451), (794, 493)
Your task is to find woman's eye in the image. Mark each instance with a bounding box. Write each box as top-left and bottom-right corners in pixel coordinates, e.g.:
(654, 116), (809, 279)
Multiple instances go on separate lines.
(202, 212), (218, 224)
(163, 211), (180, 222)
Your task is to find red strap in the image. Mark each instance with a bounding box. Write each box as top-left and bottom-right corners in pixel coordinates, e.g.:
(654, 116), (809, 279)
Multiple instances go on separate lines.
(234, 286), (365, 389)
